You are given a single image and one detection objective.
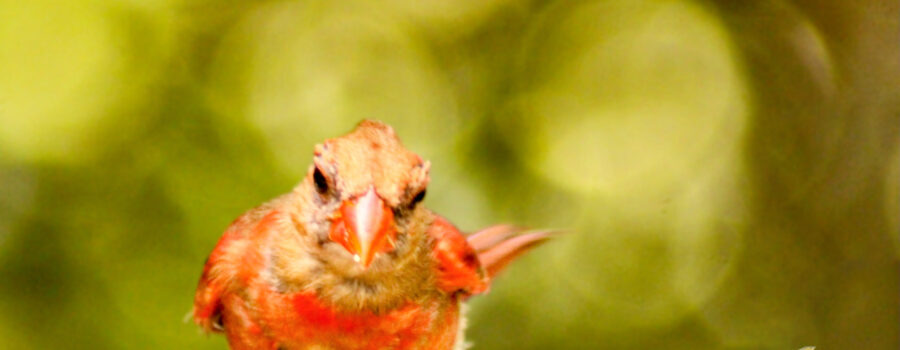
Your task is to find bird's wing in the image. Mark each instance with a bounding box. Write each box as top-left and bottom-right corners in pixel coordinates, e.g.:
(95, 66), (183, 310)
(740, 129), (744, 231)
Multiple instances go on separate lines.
(428, 215), (554, 296)
(428, 215), (488, 295)
(192, 206), (275, 333)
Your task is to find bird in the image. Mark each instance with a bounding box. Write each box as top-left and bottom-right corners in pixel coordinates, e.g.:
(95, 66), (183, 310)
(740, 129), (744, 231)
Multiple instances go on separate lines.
(192, 120), (553, 349)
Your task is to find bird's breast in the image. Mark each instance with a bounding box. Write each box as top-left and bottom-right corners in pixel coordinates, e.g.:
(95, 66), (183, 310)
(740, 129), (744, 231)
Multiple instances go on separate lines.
(248, 290), (460, 350)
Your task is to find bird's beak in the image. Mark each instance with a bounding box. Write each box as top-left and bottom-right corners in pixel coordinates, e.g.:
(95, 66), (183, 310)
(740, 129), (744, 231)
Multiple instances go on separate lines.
(328, 187), (397, 268)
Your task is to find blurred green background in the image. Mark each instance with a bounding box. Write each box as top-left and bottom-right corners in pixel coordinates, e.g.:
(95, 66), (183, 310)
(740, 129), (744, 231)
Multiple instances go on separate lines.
(1, 0), (898, 349)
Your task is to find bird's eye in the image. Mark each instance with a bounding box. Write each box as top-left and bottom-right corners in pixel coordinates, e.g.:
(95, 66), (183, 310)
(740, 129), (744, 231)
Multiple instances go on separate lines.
(313, 167), (329, 194)
(410, 189), (426, 207)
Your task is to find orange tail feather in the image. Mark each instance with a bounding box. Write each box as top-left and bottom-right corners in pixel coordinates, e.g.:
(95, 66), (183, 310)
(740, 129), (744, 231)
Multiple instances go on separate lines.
(467, 226), (556, 279)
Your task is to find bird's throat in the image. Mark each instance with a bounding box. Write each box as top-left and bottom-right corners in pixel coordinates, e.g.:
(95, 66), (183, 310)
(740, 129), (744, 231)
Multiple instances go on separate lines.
(270, 210), (437, 313)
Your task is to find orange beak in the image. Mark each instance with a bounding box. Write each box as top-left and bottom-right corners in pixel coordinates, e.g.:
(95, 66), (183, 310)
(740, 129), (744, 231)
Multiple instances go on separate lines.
(328, 187), (397, 268)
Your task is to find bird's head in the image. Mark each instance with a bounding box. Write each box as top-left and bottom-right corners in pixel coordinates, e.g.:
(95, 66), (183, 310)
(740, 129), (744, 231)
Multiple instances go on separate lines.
(298, 120), (431, 271)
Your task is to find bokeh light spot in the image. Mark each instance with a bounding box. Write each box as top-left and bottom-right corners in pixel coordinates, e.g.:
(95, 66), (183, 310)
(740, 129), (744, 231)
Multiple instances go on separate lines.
(504, 0), (748, 196)
(207, 1), (461, 177)
(494, 0), (750, 331)
(0, 0), (122, 163)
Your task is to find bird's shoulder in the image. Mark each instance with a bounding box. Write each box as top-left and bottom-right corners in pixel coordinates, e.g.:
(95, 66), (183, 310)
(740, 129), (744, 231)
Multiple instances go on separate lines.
(192, 195), (294, 332)
(427, 214), (488, 296)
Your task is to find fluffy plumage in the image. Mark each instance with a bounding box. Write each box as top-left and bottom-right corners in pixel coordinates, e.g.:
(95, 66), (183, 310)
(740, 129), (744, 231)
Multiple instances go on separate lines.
(193, 120), (551, 349)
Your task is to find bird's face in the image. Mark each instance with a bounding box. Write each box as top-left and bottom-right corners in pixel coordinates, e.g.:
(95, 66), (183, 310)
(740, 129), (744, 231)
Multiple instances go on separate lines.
(301, 121), (430, 270)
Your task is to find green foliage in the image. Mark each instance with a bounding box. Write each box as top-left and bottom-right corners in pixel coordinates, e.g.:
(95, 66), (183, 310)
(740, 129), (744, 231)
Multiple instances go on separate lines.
(0, 0), (898, 349)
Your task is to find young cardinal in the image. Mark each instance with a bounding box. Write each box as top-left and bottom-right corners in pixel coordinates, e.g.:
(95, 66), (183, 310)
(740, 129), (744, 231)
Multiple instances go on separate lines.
(193, 120), (552, 350)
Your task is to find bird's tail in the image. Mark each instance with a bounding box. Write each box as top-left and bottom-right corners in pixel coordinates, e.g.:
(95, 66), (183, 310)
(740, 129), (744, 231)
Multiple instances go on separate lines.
(466, 225), (557, 280)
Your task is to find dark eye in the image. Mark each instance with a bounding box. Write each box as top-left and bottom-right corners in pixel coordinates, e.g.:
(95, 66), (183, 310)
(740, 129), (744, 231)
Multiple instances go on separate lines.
(313, 167), (329, 194)
(410, 189), (426, 207)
